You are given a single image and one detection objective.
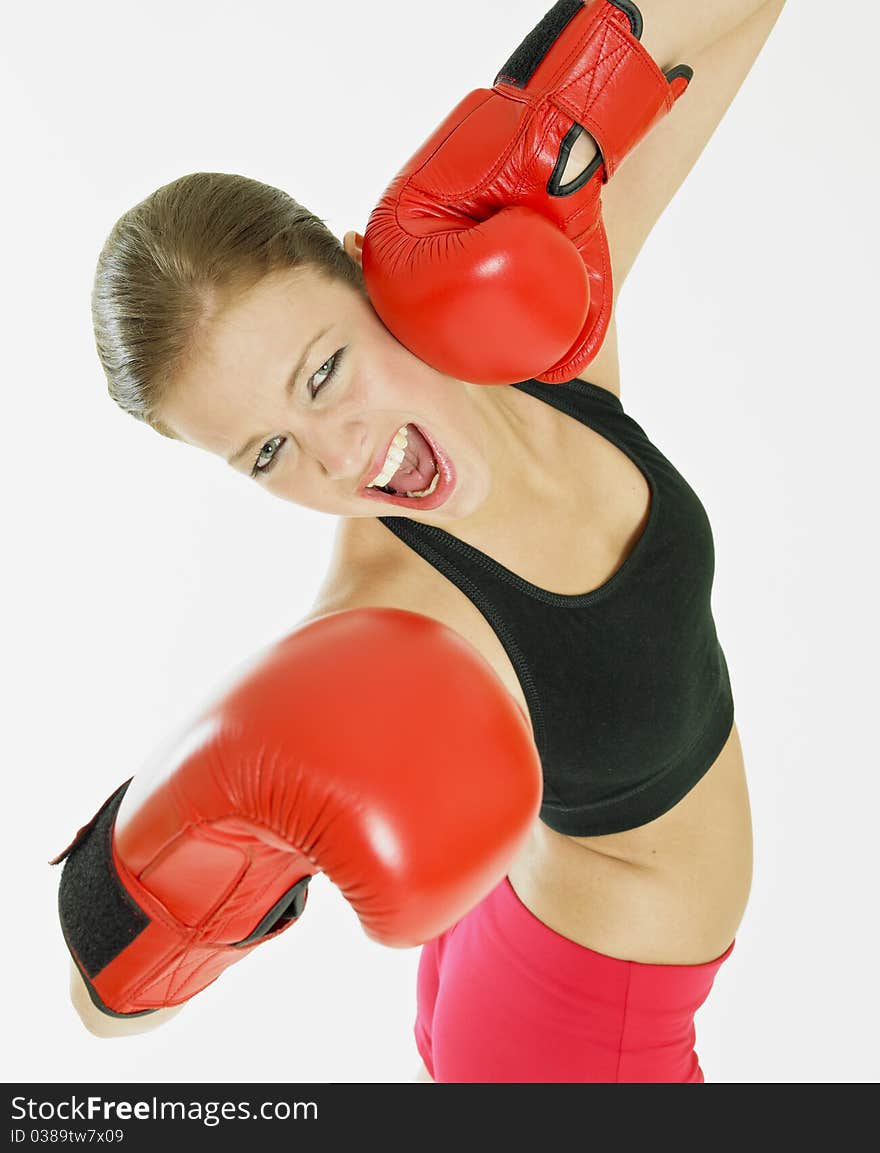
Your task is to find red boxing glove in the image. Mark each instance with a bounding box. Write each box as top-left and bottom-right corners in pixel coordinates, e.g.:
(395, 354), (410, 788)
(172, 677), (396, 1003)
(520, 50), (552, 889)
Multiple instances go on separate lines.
(51, 608), (541, 1017)
(362, 0), (692, 385)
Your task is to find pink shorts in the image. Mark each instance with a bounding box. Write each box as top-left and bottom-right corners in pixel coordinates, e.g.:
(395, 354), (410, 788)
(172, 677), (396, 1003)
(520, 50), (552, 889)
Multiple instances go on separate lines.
(415, 875), (735, 1083)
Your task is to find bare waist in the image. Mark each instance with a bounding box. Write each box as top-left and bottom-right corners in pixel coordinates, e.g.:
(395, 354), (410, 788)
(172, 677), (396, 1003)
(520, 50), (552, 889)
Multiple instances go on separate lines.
(507, 722), (753, 965)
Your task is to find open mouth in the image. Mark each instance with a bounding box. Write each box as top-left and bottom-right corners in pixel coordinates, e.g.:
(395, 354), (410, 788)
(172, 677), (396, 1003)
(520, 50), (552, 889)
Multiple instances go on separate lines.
(360, 423), (455, 510)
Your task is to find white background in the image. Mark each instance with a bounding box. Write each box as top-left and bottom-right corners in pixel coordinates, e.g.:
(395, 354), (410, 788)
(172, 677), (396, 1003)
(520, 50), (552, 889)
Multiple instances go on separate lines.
(3, 1), (878, 1085)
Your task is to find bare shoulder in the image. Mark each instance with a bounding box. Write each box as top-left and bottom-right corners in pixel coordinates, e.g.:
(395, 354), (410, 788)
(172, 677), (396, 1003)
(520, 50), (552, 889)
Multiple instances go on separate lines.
(302, 518), (476, 641)
(304, 516), (439, 623)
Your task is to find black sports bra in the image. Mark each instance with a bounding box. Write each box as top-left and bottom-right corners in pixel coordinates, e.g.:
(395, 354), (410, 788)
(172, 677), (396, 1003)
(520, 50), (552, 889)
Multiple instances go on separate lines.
(378, 377), (734, 837)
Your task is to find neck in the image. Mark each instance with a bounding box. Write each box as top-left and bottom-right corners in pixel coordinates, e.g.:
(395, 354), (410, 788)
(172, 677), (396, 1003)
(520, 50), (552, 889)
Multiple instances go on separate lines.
(409, 379), (568, 536)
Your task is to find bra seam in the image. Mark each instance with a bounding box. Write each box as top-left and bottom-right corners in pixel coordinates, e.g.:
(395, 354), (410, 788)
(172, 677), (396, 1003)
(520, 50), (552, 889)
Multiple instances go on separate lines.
(383, 378), (659, 607)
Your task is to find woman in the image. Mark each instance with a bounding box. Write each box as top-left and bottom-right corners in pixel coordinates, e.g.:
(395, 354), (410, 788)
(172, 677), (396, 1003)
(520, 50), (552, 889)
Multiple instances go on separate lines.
(73, 0), (787, 1080)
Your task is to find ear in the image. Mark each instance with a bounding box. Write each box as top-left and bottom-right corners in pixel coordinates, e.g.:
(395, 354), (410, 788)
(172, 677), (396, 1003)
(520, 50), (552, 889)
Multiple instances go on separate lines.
(343, 230), (364, 268)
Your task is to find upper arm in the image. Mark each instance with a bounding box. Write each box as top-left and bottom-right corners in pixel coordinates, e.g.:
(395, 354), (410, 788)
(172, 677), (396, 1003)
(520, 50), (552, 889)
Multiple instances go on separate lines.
(600, 0), (787, 294)
(574, 0), (786, 397)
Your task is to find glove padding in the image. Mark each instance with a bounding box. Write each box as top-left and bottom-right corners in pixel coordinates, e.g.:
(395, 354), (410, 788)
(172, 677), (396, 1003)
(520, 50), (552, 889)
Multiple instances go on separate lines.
(362, 0), (692, 385)
(51, 607), (541, 1017)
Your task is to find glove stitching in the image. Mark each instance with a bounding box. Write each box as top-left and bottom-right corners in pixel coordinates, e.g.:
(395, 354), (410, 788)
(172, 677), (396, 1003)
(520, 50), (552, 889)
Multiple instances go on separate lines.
(110, 845), (207, 1007)
(410, 113), (539, 206)
(559, 197), (601, 237)
(113, 801), (312, 1007)
(410, 18), (623, 205)
(529, 6), (618, 104)
(581, 47), (631, 120)
(149, 945), (200, 1005)
(138, 851), (298, 1006)
(538, 27), (631, 189)
(410, 19), (640, 208)
(149, 901), (257, 1005)
(555, 32), (676, 179)
(554, 30), (631, 134)
(112, 840), (186, 934)
(120, 939), (194, 1009)
(513, 117), (555, 201)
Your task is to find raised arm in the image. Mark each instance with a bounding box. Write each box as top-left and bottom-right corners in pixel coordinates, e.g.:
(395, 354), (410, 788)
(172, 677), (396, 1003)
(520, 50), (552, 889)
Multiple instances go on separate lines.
(602, 0), (788, 297)
(361, 1), (657, 388)
(578, 0), (787, 395)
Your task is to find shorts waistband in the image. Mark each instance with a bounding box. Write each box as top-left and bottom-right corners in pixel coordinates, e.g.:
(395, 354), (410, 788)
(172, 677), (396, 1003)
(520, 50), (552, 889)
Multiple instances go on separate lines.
(495, 876), (735, 1010)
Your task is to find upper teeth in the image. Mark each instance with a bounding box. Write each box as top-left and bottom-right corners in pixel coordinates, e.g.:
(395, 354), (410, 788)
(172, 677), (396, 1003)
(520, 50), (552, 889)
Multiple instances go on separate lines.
(367, 425), (410, 488)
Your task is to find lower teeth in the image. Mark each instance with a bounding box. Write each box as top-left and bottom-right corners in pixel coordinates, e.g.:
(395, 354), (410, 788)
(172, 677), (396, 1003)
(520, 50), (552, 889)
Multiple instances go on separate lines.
(406, 469), (441, 498)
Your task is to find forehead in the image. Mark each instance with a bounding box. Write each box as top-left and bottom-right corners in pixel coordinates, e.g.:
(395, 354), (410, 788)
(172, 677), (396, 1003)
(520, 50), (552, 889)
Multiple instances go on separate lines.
(157, 267), (346, 450)
(200, 265), (332, 356)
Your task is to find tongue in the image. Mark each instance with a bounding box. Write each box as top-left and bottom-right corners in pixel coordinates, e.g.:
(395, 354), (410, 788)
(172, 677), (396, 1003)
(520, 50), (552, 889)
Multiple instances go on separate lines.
(390, 425), (436, 494)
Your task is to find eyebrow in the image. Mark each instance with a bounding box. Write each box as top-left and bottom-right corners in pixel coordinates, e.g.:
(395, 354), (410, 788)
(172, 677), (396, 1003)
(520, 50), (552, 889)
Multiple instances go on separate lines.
(226, 325), (333, 469)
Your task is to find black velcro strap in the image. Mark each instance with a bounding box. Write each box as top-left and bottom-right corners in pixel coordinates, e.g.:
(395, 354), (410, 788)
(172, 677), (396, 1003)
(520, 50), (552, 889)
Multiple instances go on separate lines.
(54, 779), (151, 980)
(494, 0), (584, 89)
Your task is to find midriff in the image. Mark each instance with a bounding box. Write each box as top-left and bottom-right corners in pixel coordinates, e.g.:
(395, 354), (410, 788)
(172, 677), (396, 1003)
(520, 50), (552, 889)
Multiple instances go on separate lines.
(303, 382), (753, 966)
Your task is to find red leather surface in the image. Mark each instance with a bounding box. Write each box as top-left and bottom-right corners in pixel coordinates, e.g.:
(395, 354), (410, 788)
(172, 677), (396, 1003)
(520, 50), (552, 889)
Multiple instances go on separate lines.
(363, 0), (689, 385)
(85, 607), (541, 1013)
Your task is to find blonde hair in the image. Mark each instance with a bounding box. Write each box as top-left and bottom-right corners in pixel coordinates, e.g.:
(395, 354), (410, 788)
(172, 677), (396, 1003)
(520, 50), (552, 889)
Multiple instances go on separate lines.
(91, 171), (365, 440)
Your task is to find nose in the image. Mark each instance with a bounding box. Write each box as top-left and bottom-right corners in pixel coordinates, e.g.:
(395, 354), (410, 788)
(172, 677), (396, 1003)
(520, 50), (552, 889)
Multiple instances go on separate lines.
(308, 420), (368, 484)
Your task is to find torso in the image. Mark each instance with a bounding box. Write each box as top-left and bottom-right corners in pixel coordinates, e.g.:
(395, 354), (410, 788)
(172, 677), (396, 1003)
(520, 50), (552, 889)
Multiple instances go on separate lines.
(305, 378), (753, 965)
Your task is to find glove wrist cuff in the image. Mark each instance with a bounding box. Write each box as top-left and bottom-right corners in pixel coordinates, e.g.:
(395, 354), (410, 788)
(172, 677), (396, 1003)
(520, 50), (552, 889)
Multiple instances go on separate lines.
(495, 0), (692, 181)
(53, 781), (158, 1018)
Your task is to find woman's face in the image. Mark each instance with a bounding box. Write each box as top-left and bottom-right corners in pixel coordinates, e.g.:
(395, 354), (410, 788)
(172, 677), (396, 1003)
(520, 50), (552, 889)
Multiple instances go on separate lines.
(157, 235), (520, 523)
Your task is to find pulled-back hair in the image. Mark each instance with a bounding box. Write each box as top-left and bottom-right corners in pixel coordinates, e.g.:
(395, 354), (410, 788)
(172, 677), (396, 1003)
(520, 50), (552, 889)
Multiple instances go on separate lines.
(91, 171), (364, 440)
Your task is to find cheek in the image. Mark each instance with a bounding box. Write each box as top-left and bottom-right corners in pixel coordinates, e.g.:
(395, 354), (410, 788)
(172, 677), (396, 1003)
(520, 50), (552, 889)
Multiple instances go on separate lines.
(364, 326), (445, 401)
(273, 474), (335, 513)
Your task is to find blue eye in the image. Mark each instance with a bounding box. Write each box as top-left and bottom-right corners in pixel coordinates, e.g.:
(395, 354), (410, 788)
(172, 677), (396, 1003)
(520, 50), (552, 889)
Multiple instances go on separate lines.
(251, 435), (285, 478)
(309, 348), (345, 399)
(250, 347), (348, 478)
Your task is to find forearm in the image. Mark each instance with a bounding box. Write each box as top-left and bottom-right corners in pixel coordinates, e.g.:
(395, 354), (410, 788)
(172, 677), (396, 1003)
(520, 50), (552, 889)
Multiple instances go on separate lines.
(598, 0), (788, 291)
(634, 0), (785, 70)
(69, 959), (184, 1038)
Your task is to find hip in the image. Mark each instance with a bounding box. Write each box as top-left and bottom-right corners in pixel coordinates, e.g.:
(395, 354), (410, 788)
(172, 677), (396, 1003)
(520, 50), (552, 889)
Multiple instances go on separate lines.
(416, 873), (736, 1082)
